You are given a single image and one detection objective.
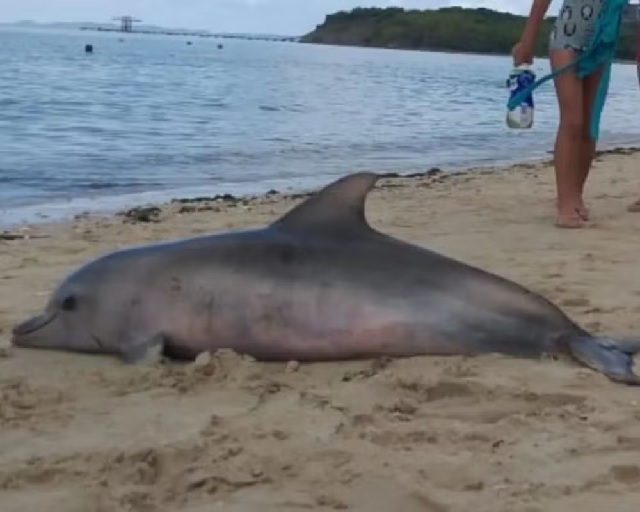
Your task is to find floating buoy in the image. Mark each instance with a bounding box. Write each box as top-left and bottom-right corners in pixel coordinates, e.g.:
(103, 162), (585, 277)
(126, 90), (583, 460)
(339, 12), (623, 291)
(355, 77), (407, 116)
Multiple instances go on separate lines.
(218, 44), (223, 50)
(85, 44), (93, 53)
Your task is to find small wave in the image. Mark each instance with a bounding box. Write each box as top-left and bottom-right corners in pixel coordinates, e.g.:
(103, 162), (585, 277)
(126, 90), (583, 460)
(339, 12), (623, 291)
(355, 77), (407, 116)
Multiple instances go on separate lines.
(259, 105), (280, 112)
(258, 104), (306, 113)
(84, 181), (164, 190)
(202, 100), (228, 108)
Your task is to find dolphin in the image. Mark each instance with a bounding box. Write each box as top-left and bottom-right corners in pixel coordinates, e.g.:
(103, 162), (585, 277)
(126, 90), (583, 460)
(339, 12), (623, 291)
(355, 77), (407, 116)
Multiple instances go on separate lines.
(11, 172), (640, 384)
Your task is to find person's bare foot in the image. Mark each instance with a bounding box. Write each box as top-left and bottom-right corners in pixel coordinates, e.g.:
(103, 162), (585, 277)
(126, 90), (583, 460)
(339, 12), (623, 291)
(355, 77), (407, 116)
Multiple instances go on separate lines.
(555, 208), (586, 229)
(557, 199), (589, 220)
(628, 199), (640, 212)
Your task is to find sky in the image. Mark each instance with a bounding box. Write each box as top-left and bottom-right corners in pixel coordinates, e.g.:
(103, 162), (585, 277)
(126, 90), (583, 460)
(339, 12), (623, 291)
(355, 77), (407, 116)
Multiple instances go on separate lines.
(0, 0), (563, 36)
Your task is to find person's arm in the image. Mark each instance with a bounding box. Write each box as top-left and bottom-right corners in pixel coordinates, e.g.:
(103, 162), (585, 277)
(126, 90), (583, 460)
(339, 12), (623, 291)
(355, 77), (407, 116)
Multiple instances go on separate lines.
(520, 0), (553, 48)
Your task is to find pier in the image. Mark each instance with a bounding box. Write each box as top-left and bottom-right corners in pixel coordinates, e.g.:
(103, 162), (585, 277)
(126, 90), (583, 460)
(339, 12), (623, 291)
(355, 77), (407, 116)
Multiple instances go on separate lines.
(79, 16), (300, 43)
(80, 26), (300, 43)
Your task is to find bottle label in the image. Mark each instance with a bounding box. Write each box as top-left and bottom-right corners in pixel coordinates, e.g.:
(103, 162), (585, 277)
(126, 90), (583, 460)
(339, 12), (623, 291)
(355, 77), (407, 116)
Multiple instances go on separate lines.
(508, 69), (536, 108)
(506, 69), (536, 129)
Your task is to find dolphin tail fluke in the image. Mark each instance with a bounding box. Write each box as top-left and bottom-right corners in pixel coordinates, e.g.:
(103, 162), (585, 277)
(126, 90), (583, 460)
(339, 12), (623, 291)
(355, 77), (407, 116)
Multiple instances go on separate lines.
(567, 336), (640, 385)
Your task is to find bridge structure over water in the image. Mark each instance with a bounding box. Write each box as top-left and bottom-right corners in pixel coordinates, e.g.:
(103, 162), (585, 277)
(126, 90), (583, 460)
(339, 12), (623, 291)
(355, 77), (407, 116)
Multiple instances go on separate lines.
(80, 17), (300, 43)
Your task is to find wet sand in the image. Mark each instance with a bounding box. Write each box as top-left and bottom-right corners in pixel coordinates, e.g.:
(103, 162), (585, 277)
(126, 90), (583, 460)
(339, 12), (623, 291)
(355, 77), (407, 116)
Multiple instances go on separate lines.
(2, 148), (640, 511)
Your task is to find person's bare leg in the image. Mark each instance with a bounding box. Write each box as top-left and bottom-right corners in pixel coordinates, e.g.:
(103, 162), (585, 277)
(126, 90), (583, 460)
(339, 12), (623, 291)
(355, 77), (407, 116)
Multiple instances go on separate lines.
(633, 66), (640, 211)
(576, 66), (604, 220)
(550, 48), (587, 228)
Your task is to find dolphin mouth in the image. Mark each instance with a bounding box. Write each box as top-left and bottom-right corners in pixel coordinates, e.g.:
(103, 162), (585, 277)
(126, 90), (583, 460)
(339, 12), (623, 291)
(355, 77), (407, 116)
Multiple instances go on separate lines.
(11, 312), (57, 339)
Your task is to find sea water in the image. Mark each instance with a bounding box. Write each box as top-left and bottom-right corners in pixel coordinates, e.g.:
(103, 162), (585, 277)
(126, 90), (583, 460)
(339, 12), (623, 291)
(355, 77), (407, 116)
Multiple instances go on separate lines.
(1, 27), (640, 227)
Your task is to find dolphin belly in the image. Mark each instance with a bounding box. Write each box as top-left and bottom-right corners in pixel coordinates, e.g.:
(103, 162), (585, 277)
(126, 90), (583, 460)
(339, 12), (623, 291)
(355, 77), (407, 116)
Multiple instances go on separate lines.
(149, 253), (571, 362)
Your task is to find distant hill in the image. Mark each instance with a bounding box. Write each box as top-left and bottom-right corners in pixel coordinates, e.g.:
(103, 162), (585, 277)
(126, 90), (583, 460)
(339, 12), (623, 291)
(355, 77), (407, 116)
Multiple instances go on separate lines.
(302, 6), (639, 61)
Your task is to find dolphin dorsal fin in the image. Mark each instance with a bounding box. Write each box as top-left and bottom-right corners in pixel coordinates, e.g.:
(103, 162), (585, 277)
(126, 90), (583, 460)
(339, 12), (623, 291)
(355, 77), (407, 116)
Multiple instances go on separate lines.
(272, 172), (380, 235)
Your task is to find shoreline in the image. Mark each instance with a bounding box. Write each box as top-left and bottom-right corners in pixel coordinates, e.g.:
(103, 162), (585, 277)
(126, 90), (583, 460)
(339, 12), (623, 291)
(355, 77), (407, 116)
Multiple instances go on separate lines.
(3, 144), (640, 238)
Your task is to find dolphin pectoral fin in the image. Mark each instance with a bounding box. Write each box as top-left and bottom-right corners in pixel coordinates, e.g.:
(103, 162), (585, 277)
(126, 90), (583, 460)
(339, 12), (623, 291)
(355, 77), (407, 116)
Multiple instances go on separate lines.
(568, 336), (640, 385)
(120, 333), (166, 365)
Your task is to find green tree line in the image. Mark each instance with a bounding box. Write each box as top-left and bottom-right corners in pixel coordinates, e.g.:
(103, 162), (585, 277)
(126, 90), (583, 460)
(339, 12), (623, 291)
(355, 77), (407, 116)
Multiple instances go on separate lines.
(301, 6), (638, 61)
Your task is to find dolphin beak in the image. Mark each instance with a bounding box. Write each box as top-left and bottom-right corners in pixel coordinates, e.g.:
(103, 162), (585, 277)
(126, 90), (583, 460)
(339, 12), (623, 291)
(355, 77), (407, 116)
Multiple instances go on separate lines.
(11, 312), (57, 345)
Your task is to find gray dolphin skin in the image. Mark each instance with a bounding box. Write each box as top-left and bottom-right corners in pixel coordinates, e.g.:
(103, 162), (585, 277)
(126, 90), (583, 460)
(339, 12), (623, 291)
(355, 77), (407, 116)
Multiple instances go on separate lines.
(11, 172), (640, 384)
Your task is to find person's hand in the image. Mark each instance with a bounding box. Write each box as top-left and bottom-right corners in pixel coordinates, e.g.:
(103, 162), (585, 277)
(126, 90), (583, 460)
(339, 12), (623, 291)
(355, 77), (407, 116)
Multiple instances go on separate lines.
(511, 41), (534, 66)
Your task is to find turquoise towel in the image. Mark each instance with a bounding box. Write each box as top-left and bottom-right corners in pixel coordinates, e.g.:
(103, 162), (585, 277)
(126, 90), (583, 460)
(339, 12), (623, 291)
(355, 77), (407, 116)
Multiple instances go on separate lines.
(507, 0), (629, 140)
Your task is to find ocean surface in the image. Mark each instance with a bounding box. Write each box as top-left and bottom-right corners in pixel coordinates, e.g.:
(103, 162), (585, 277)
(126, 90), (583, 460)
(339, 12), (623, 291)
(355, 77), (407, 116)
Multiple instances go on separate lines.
(1, 26), (640, 227)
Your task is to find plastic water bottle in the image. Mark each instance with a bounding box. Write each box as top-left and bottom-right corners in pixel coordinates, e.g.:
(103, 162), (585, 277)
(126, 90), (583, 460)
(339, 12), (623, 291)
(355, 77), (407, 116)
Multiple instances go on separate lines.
(506, 64), (536, 129)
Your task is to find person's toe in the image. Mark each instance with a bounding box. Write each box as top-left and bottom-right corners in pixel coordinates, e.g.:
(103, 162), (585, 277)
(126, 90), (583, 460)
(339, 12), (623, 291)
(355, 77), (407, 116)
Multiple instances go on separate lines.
(577, 205), (589, 220)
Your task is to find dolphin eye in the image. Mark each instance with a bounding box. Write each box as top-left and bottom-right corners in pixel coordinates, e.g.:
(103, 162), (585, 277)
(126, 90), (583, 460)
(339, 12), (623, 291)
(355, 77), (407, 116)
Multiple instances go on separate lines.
(61, 295), (77, 312)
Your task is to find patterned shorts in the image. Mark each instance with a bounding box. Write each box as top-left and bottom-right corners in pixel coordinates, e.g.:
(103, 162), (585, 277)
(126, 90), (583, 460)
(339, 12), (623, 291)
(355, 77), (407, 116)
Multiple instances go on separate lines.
(549, 0), (605, 52)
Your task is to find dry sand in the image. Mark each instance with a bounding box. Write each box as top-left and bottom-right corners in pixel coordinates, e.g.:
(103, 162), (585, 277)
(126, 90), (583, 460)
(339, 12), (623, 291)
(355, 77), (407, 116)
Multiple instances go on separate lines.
(2, 149), (640, 511)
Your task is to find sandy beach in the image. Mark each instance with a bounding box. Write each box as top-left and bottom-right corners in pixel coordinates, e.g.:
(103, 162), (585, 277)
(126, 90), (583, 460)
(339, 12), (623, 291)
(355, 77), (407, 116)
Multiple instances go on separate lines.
(2, 148), (640, 511)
